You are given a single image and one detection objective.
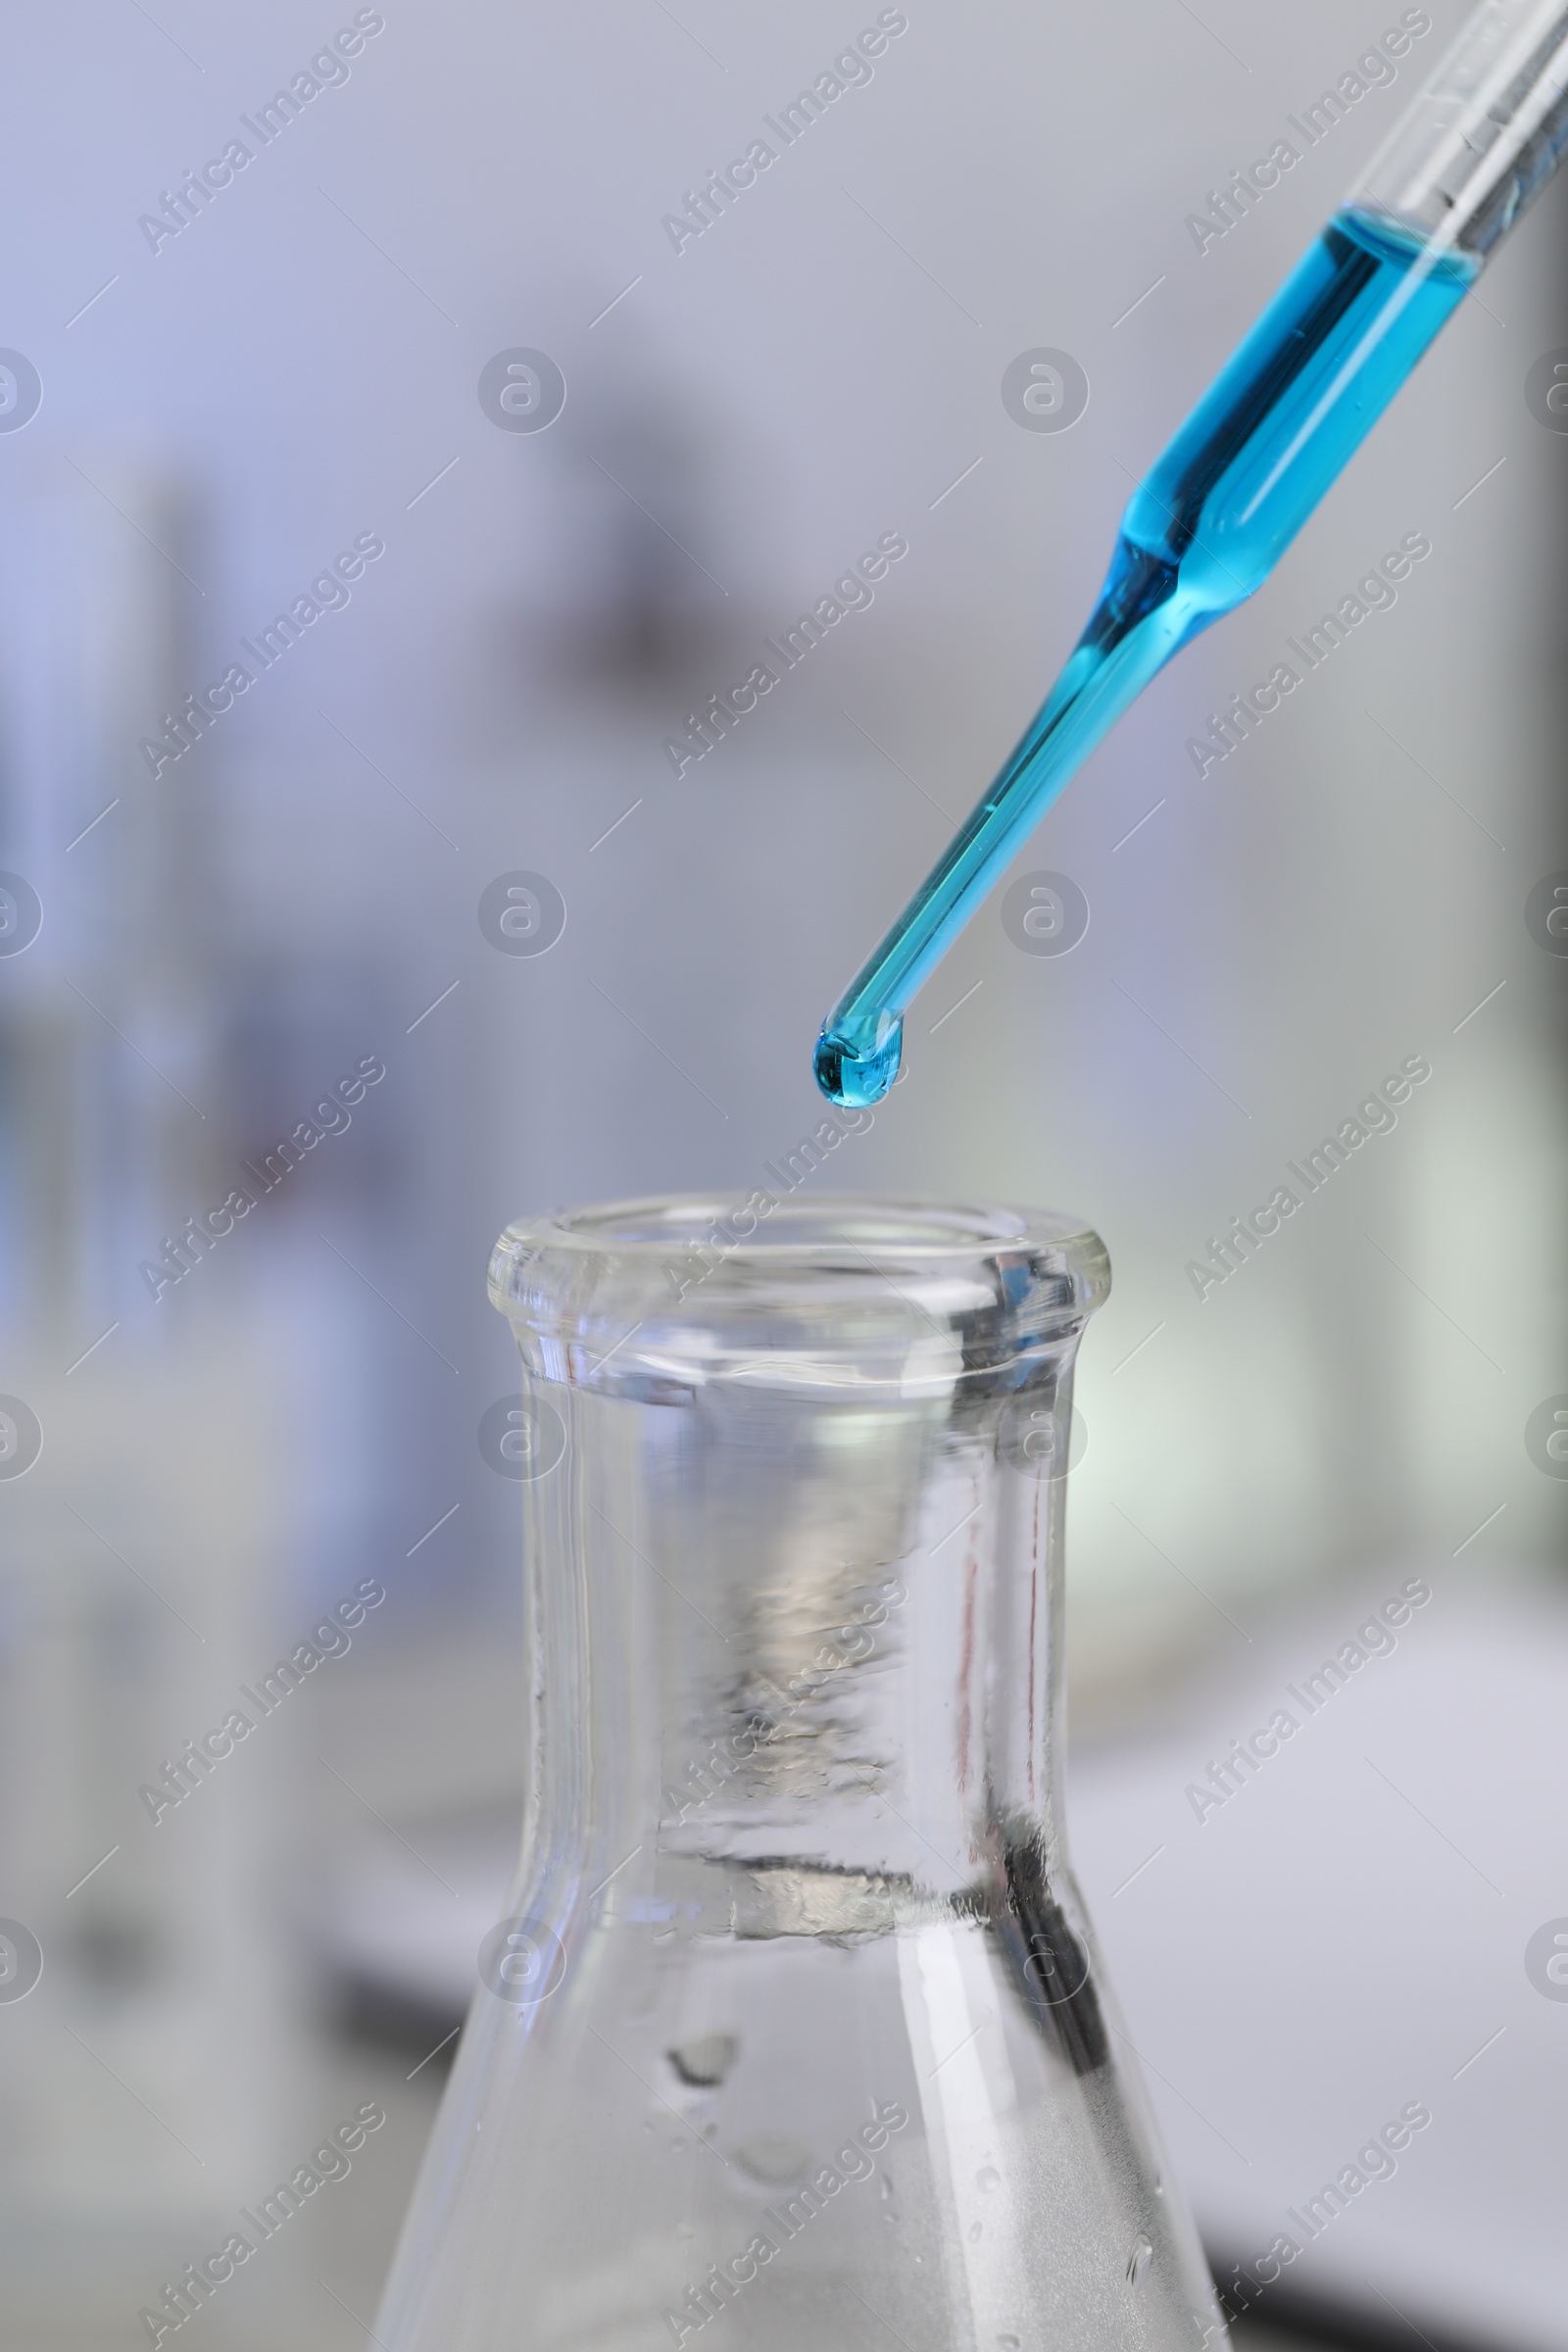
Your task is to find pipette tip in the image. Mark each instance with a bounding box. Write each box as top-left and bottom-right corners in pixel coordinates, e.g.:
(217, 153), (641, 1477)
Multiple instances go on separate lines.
(813, 1020), (903, 1108)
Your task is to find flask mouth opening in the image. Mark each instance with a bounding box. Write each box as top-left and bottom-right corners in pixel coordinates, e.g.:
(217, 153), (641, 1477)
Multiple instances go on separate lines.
(489, 1195), (1109, 1396)
(528, 1195), (1091, 1259)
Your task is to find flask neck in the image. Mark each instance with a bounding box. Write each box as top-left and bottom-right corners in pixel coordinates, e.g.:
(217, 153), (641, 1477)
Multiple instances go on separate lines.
(519, 1356), (1084, 1940)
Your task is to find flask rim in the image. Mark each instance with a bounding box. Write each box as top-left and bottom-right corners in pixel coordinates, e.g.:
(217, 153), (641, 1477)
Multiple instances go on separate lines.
(489, 1194), (1110, 1389)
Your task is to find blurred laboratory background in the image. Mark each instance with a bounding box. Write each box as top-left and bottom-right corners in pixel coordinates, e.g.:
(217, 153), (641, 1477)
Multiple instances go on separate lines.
(1, 1), (1564, 2346)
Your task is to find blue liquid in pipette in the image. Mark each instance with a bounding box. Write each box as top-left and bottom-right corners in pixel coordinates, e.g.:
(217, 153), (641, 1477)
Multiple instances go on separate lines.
(813, 210), (1476, 1107)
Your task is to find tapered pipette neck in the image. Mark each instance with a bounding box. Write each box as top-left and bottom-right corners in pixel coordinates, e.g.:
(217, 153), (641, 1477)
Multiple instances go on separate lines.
(811, 541), (1185, 1108)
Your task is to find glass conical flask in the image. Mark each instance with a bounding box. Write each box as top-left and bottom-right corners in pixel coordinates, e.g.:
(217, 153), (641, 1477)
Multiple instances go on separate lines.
(376, 1196), (1226, 2351)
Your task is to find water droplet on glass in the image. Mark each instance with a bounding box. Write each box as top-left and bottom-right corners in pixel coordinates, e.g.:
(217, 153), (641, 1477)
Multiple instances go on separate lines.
(735, 2134), (810, 2185)
(1126, 2234), (1153, 2289)
(1153, 2172), (1163, 2195)
(977, 2165), (1001, 2192)
(998, 2335), (1021, 2348)
(674, 2223), (694, 2240)
(968, 2221), (983, 2243)
(667, 2033), (738, 2088)
(879, 2174), (895, 2201)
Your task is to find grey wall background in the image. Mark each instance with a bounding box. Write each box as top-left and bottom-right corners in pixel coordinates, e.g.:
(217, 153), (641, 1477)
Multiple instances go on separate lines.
(0, 2), (1563, 2346)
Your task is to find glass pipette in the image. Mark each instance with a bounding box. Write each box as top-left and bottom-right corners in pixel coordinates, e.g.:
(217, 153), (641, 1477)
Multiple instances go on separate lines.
(814, 0), (1568, 1106)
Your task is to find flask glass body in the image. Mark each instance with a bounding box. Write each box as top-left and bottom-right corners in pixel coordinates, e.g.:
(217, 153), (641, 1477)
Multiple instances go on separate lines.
(376, 1197), (1224, 2352)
